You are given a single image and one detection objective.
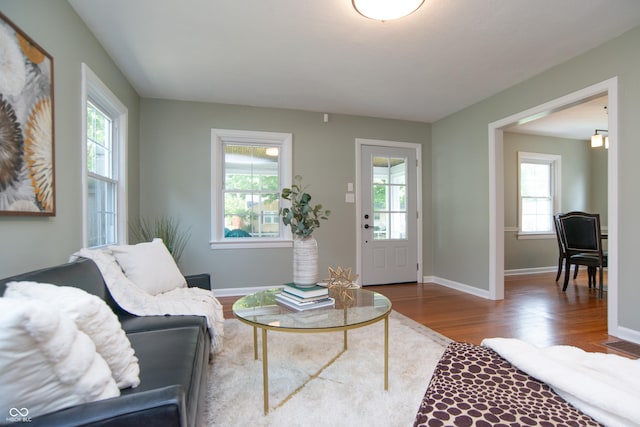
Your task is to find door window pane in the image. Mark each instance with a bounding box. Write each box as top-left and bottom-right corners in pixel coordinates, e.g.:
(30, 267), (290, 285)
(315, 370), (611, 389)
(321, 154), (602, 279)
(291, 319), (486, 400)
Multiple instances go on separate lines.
(389, 212), (407, 239)
(372, 156), (408, 240)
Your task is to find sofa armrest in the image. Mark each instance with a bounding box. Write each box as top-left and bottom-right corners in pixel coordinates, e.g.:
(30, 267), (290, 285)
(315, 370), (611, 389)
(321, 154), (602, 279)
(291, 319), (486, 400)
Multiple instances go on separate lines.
(25, 386), (187, 427)
(185, 273), (210, 290)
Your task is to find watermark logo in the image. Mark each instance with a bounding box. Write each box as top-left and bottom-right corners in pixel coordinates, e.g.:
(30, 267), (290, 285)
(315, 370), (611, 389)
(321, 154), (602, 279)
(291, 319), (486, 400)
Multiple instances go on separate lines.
(6, 408), (31, 423)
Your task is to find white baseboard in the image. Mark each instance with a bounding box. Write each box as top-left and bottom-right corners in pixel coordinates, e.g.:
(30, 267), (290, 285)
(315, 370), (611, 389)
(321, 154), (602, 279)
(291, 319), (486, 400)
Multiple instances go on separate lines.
(504, 266), (557, 276)
(608, 325), (640, 345)
(425, 276), (492, 299)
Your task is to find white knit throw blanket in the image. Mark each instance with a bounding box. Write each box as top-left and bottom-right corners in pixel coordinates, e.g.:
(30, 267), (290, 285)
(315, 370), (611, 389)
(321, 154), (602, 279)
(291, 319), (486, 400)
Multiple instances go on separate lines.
(72, 248), (224, 355)
(483, 337), (640, 427)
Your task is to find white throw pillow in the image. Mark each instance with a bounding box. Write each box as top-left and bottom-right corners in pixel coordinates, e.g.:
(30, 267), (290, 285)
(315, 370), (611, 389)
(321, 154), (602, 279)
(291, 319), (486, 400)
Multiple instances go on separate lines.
(0, 298), (119, 419)
(4, 281), (140, 389)
(110, 238), (187, 296)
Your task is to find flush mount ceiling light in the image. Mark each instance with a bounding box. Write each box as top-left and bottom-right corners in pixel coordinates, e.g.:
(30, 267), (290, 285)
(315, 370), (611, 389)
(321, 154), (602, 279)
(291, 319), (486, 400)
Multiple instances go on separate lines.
(352, 0), (425, 21)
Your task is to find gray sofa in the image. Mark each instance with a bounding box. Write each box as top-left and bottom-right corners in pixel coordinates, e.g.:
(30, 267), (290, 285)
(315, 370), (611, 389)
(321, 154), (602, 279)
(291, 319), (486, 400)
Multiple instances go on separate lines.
(0, 258), (212, 427)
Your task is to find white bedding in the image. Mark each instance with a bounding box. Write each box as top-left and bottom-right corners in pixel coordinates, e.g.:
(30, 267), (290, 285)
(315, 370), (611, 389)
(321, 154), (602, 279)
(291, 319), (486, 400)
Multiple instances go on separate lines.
(482, 337), (640, 427)
(72, 248), (224, 355)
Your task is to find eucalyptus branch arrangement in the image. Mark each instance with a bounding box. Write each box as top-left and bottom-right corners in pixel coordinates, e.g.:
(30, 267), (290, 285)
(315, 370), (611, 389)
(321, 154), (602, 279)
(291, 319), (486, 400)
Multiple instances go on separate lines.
(280, 175), (331, 238)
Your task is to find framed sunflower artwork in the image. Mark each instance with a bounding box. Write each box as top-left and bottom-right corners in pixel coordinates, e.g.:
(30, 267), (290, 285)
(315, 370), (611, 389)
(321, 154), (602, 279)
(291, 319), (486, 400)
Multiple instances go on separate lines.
(0, 12), (55, 216)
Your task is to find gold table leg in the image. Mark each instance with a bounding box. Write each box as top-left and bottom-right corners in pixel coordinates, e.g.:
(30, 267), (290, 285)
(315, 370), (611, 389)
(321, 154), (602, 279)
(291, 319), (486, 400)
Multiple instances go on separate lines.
(253, 326), (258, 360)
(384, 314), (389, 390)
(262, 328), (269, 414)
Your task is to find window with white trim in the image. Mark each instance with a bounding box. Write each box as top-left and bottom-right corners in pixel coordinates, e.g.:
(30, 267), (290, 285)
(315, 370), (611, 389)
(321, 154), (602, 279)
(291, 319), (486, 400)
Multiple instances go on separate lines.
(81, 64), (127, 248)
(211, 129), (292, 249)
(518, 152), (561, 237)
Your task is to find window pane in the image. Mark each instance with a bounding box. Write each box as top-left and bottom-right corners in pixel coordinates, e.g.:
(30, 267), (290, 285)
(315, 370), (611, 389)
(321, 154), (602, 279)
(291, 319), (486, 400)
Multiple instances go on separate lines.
(372, 155), (408, 240)
(390, 185), (406, 210)
(522, 197), (552, 232)
(521, 198), (538, 215)
(87, 177), (116, 246)
(223, 143), (281, 239)
(519, 153), (558, 234)
(87, 140), (110, 176)
(373, 185), (387, 210)
(373, 157), (389, 184)
(225, 171), (254, 191)
(390, 158), (406, 185)
(87, 102), (113, 178)
(537, 214), (552, 232)
(521, 214), (537, 232)
(374, 213), (388, 240)
(520, 163), (550, 198)
(389, 212), (407, 239)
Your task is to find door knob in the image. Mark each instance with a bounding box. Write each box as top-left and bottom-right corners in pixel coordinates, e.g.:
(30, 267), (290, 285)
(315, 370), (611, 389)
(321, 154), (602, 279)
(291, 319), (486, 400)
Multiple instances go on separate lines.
(364, 224), (370, 229)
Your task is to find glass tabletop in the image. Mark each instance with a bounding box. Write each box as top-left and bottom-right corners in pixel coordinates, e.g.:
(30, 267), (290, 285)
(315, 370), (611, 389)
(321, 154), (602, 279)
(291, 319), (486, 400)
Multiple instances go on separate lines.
(232, 288), (392, 331)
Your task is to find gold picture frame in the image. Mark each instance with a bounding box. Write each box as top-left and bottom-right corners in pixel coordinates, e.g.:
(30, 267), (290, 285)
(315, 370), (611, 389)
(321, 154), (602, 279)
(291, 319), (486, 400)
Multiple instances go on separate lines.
(0, 12), (55, 216)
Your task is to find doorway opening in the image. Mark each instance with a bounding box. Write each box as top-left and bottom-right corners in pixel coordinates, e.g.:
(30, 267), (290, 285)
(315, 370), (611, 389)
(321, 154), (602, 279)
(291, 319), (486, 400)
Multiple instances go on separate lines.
(489, 77), (618, 336)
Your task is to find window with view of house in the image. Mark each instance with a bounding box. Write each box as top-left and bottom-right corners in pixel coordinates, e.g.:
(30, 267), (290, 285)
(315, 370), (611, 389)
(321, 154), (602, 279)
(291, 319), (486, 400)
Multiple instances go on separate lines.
(210, 129), (292, 249)
(518, 152), (561, 237)
(82, 64), (127, 248)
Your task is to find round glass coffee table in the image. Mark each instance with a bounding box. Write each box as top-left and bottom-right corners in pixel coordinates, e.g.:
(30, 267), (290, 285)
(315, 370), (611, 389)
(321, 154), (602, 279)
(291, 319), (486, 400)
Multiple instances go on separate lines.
(232, 287), (392, 414)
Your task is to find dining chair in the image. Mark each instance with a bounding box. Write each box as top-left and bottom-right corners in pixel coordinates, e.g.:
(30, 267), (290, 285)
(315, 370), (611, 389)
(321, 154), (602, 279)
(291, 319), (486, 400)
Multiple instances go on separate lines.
(558, 211), (607, 298)
(553, 214), (579, 282)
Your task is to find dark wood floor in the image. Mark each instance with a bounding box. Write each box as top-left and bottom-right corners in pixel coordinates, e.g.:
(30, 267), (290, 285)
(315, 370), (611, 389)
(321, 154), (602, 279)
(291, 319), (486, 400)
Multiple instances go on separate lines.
(218, 269), (624, 356)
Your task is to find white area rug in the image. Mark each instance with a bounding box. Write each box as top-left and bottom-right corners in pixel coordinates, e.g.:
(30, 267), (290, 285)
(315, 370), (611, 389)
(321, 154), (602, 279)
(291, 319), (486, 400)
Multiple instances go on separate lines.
(205, 311), (451, 427)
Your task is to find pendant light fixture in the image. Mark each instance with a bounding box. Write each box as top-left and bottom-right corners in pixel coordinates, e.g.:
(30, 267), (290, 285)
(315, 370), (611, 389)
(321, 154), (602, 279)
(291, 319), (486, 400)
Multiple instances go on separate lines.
(352, 0), (425, 21)
(591, 129), (609, 149)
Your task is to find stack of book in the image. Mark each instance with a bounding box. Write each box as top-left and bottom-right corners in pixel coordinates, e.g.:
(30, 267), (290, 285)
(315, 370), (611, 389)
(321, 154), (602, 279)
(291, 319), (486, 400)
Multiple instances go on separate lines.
(276, 283), (335, 311)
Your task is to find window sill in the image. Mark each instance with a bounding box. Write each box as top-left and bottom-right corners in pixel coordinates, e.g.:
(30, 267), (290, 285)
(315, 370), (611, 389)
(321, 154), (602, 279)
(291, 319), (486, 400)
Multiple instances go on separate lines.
(517, 232), (554, 240)
(210, 239), (293, 250)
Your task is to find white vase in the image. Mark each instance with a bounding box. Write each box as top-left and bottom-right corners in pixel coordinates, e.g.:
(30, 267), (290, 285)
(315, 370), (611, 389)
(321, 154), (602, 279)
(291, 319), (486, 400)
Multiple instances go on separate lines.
(293, 236), (318, 287)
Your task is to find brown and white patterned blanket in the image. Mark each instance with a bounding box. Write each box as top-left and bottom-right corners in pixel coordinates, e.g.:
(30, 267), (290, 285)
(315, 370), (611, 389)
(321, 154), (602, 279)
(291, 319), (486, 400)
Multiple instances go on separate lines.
(414, 342), (603, 426)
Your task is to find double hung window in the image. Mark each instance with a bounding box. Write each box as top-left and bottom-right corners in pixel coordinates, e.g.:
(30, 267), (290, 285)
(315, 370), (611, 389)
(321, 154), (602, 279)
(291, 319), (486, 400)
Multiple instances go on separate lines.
(211, 129), (292, 249)
(81, 64), (127, 248)
(518, 152), (561, 237)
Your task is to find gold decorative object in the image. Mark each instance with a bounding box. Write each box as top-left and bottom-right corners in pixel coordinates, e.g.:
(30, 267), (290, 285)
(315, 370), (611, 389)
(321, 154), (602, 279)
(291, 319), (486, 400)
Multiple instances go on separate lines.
(325, 266), (360, 307)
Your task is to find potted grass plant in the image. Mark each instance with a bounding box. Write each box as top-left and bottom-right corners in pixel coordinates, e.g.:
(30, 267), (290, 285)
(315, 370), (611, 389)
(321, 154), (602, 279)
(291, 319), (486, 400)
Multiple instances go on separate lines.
(129, 215), (191, 265)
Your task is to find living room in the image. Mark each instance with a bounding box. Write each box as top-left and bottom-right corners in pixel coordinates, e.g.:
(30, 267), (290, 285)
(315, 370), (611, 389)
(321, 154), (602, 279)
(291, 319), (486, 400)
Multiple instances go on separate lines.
(1, 1), (640, 424)
(2, 0), (640, 337)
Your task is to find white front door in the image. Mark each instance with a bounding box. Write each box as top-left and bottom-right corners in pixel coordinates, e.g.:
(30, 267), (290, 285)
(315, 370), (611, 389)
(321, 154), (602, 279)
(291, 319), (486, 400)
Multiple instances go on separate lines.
(359, 142), (420, 285)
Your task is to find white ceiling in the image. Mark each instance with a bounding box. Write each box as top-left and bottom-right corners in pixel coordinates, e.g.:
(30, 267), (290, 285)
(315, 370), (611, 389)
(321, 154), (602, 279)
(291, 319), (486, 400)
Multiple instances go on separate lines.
(68, 0), (640, 130)
(507, 95), (609, 141)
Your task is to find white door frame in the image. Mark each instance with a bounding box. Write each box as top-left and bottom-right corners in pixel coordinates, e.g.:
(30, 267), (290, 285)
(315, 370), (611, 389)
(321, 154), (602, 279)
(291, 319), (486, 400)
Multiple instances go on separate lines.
(355, 138), (423, 284)
(488, 77), (618, 336)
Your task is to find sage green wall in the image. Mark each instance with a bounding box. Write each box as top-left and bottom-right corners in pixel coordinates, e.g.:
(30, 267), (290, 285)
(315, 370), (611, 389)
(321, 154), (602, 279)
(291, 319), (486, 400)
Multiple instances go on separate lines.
(503, 132), (592, 271)
(139, 99), (431, 289)
(432, 25), (640, 331)
(0, 0), (140, 277)
(590, 145), (608, 226)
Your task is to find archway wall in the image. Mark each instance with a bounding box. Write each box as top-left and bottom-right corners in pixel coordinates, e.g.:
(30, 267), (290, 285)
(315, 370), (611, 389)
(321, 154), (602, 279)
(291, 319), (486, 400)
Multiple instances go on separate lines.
(431, 25), (640, 338)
